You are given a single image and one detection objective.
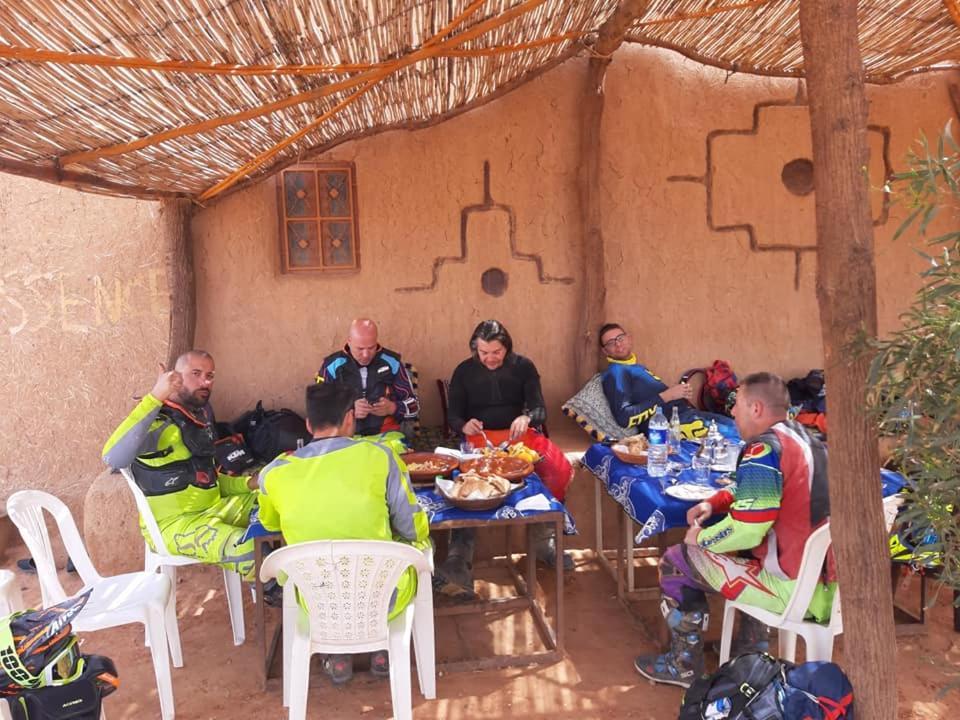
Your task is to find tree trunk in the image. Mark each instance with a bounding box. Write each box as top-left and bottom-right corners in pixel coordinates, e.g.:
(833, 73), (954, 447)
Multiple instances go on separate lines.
(574, 0), (649, 387)
(798, 2), (897, 718)
(161, 199), (196, 368)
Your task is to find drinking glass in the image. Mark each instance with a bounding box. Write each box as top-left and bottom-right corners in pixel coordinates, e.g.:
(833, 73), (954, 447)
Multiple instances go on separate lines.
(692, 453), (711, 484)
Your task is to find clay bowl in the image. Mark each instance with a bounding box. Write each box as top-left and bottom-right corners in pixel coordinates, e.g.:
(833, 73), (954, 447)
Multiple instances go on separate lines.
(437, 478), (526, 512)
(458, 456), (534, 481)
(611, 444), (648, 465)
(400, 452), (459, 483)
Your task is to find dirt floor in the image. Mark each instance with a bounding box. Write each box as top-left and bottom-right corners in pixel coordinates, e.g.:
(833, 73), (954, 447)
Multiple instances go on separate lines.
(3, 424), (960, 719)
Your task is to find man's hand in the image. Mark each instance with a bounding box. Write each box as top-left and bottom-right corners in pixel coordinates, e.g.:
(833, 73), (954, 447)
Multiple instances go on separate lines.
(370, 398), (397, 417)
(509, 414), (531, 441)
(247, 471), (260, 491)
(355, 398), (372, 419)
(462, 418), (484, 436)
(686, 501), (712, 528)
(683, 525), (702, 545)
(660, 382), (693, 403)
(150, 362), (183, 403)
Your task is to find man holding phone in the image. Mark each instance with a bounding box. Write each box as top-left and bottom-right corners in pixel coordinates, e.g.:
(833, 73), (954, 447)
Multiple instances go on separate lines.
(316, 318), (419, 450)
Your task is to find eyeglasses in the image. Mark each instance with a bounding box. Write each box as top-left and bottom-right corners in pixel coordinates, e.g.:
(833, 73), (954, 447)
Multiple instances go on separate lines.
(601, 332), (628, 349)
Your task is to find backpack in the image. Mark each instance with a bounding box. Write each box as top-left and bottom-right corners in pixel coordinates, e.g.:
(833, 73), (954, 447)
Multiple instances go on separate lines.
(787, 370), (827, 415)
(232, 402), (312, 463)
(6, 655), (119, 720)
(682, 360), (739, 416)
(781, 662), (854, 720)
(679, 652), (785, 720)
(1, 593), (119, 720)
(678, 653), (855, 720)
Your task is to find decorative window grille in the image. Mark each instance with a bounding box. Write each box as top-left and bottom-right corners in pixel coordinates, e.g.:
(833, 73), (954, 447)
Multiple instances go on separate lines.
(277, 163), (359, 272)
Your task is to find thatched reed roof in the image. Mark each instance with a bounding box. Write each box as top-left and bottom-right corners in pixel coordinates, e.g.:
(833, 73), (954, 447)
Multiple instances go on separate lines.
(0, 0), (956, 203)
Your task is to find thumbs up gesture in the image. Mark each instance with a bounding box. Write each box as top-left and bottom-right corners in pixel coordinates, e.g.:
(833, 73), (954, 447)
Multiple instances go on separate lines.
(150, 362), (183, 403)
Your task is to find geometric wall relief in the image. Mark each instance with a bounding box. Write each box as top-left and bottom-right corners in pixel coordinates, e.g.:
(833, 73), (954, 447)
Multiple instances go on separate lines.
(394, 161), (574, 293)
(668, 85), (892, 290)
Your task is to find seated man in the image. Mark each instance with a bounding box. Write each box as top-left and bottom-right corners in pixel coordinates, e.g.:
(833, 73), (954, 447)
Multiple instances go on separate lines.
(102, 351), (258, 580)
(598, 322), (737, 439)
(634, 373), (831, 688)
(316, 318), (419, 453)
(257, 382), (429, 684)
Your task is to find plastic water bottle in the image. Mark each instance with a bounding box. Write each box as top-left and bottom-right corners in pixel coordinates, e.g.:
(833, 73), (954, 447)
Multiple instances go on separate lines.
(668, 406), (682, 456)
(647, 405), (669, 477)
(704, 697), (732, 719)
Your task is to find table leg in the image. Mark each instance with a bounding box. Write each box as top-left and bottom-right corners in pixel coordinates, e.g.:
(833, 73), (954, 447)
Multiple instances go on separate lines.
(594, 477), (604, 561)
(555, 515), (565, 654)
(616, 505), (626, 600)
(626, 515), (635, 594)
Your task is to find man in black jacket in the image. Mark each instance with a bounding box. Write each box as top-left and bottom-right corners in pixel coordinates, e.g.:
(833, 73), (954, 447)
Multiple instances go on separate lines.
(317, 318), (419, 449)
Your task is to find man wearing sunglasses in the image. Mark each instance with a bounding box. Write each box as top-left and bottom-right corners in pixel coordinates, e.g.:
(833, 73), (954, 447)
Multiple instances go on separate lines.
(598, 323), (736, 439)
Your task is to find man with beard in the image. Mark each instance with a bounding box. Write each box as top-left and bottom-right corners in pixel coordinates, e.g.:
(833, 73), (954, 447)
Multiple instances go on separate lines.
(103, 350), (258, 579)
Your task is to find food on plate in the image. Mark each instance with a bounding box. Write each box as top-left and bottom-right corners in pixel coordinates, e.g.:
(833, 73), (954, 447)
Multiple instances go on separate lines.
(461, 455), (532, 479)
(451, 470), (511, 499)
(406, 459), (449, 473)
(477, 442), (540, 463)
(613, 439), (648, 457)
(621, 435), (649, 453)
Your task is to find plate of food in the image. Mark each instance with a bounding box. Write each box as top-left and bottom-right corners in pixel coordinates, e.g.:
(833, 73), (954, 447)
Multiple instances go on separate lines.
(663, 483), (718, 501)
(436, 471), (523, 511)
(400, 452), (460, 482)
(459, 455), (534, 481)
(611, 434), (649, 465)
(475, 442), (541, 464)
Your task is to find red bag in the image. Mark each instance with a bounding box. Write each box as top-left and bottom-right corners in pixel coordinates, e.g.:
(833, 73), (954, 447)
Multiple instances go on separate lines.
(681, 360), (739, 416)
(465, 428), (572, 502)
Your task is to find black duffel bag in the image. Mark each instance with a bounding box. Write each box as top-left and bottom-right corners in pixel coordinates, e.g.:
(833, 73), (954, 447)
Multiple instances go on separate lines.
(232, 401), (312, 464)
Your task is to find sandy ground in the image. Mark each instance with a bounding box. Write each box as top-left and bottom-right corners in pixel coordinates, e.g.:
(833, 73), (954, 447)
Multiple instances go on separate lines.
(3, 425), (959, 719)
(3, 539), (959, 719)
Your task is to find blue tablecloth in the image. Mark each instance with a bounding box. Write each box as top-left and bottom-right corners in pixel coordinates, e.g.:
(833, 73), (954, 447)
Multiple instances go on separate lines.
(241, 473), (575, 543)
(583, 441), (906, 543)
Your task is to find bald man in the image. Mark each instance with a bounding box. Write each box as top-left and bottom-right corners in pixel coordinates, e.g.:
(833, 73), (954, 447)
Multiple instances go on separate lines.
(316, 319), (419, 451)
(103, 350), (258, 580)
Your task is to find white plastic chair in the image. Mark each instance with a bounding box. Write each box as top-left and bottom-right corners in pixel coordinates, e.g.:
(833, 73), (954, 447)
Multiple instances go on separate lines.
(6, 490), (177, 720)
(719, 494), (903, 664)
(0, 569), (23, 616)
(120, 468), (246, 647)
(260, 540), (436, 720)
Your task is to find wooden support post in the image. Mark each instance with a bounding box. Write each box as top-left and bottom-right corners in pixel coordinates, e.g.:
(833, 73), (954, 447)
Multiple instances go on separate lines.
(574, 0), (649, 386)
(161, 199), (197, 368)
(798, 2), (896, 717)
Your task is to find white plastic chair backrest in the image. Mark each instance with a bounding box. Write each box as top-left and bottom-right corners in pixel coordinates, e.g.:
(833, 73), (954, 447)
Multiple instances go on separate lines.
(882, 494), (903, 532)
(779, 521), (832, 625)
(120, 467), (169, 558)
(260, 540), (431, 647)
(785, 495), (902, 629)
(5, 491), (101, 607)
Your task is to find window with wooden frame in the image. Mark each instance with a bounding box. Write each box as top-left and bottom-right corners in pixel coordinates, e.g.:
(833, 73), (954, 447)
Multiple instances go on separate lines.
(277, 162), (360, 273)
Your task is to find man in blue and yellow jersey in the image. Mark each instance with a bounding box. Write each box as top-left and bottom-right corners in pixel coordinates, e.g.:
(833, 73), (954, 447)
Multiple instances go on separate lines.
(598, 322), (736, 439)
(102, 351), (259, 580)
(257, 381), (430, 685)
(316, 318), (419, 454)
